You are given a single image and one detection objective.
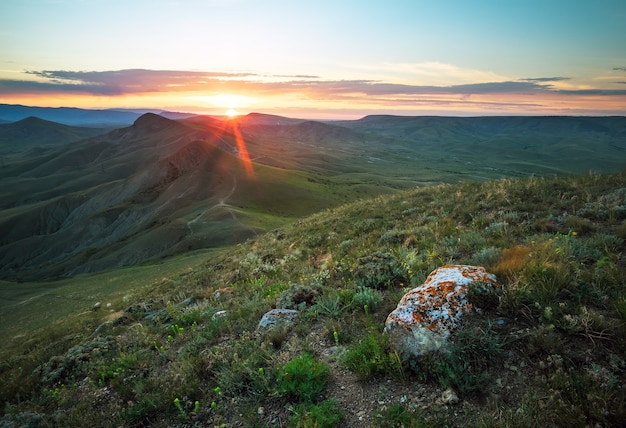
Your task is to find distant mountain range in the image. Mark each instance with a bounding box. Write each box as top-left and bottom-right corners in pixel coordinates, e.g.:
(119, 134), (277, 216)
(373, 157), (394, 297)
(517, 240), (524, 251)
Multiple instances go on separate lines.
(0, 103), (196, 127)
(0, 108), (625, 280)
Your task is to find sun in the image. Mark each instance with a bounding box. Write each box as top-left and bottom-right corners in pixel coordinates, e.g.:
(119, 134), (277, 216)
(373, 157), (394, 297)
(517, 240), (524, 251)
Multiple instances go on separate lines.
(225, 108), (239, 118)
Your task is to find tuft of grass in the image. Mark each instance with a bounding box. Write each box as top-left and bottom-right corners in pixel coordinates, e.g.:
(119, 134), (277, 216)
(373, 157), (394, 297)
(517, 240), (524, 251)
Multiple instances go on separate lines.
(412, 323), (505, 395)
(289, 399), (344, 427)
(343, 329), (403, 380)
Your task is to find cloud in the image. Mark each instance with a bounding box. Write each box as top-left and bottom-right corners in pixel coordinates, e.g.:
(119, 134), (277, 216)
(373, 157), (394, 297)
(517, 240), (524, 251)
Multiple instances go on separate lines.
(1, 68), (625, 113)
(613, 67), (626, 72)
(21, 69), (259, 95)
(521, 77), (571, 82)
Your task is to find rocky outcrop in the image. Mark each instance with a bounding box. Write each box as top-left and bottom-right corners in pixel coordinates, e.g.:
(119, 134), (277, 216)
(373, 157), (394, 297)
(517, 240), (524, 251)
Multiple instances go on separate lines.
(385, 265), (500, 358)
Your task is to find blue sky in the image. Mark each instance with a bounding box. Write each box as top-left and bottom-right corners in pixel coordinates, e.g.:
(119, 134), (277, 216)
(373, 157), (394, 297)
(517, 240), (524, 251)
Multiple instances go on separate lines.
(1, 0), (625, 117)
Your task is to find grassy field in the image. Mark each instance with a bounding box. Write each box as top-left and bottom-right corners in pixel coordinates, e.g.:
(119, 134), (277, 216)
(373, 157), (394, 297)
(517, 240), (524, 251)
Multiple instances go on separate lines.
(2, 170), (625, 426)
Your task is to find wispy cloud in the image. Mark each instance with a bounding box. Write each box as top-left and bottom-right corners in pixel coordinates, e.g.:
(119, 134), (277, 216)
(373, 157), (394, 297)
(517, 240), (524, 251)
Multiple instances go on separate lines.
(5, 68), (623, 97)
(1, 68), (625, 115)
(521, 77), (570, 82)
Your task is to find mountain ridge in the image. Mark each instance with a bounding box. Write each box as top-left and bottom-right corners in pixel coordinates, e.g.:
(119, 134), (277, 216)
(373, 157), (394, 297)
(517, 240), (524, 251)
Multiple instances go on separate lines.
(1, 112), (625, 280)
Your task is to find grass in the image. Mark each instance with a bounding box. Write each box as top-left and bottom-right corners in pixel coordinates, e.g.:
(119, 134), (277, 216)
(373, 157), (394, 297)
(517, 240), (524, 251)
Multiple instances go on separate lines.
(1, 170), (626, 426)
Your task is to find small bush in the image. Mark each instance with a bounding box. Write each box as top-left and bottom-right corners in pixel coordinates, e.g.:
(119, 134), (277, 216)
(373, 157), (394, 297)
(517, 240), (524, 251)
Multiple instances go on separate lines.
(352, 251), (406, 289)
(277, 354), (330, 403)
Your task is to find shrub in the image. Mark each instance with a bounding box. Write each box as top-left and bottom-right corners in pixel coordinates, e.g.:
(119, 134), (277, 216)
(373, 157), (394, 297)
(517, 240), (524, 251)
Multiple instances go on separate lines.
(351, 287), (383, 312)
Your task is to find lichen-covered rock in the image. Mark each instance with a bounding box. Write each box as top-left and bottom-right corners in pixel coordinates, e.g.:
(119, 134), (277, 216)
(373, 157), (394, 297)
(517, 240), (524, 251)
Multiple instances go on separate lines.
(257, 308), (299, 331)
(385, 265), (500, 358)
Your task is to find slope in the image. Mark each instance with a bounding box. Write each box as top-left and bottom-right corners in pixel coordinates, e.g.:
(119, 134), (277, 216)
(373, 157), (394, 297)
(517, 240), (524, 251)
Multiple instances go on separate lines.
(1, 170), (625, 427)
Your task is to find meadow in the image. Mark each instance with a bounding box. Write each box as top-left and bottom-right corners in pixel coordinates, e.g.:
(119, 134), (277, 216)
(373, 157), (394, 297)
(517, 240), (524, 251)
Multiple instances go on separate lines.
(2, 170), (625, 426)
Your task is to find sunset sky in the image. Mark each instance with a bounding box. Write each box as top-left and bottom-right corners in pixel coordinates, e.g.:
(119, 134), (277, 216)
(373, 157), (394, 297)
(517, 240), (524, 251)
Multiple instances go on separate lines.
(1, 0), (625, 119)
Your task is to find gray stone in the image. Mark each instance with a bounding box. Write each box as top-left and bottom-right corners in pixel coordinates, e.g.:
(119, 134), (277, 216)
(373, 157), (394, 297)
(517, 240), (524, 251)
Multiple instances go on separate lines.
(257, 308), (299, 331)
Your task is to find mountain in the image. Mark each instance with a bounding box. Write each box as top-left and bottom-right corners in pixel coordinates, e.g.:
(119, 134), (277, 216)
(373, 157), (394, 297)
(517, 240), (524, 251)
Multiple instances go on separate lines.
(0, 114), (358, 281)
(0, 103), (196, 127)
(0, 116), (108, 153)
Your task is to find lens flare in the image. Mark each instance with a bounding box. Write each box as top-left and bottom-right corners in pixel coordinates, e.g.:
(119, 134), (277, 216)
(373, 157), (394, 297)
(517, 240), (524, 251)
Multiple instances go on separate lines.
(228, 117), (254, 178)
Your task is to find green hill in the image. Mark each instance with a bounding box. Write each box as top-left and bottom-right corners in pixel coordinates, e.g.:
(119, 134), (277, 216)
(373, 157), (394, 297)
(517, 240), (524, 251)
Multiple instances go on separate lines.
(1, 170), (625, 426)
(0, 114), (370, 281)
(2, 113), (625, 281)
(0, 116), (107, 153)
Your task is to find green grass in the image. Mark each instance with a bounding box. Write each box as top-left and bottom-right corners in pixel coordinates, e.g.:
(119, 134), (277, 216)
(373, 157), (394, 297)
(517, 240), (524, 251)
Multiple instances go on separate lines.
(1, 170), (626, 426)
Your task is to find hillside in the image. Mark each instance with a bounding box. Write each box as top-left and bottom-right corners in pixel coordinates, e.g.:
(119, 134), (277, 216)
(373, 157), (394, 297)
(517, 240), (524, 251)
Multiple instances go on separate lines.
(1, 113), (625, 282)
(336, 115), (626, 176)
(1, 171), (625, 426)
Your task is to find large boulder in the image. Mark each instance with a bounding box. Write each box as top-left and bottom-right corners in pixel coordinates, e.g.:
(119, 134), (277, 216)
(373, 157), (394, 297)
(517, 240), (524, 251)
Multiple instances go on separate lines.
(385, 265), (500, 358)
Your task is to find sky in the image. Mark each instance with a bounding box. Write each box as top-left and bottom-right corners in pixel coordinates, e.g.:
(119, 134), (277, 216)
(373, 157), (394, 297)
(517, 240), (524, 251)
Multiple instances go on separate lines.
(1, 0), (625, 119)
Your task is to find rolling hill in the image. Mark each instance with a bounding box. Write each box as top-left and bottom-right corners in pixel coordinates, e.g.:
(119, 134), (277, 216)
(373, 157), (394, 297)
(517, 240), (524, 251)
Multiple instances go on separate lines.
(0, 114), (358, 281)
(1, 112), (625, 282)
(0, 116), (108, 153)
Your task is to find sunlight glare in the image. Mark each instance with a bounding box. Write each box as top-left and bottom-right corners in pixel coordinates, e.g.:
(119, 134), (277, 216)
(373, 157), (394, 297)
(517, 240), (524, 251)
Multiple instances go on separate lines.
(226, 108), (239, 117)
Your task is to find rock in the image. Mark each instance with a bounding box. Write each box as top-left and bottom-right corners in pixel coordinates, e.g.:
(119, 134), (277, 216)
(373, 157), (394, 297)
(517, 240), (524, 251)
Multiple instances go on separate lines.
(257, 308), (299, 331)
(440, 388), (459, 405)
(385, 265), (500, 357)
(211, 310), (228, 321)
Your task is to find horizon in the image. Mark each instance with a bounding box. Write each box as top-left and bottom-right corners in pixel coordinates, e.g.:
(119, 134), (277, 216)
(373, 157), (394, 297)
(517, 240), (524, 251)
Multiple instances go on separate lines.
(1, 1), (626, 119)
(3, 102), (626, 123)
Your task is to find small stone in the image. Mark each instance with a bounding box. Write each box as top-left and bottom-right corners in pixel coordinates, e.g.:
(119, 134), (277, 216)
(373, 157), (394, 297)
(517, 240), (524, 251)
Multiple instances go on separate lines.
(257, 406), (265, 416)
(92, 302), (102, 311)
